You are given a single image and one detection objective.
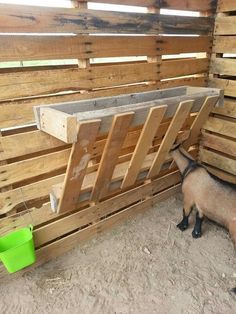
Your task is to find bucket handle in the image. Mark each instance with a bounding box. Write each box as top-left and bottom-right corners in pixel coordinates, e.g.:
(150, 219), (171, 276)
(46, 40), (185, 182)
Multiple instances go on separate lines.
(28, 224), (33, 233)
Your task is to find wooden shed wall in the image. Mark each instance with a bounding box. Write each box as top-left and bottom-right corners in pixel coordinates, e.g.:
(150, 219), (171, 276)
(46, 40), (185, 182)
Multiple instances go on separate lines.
(0, 0), (218, 277)
(202, 0), (236, 183)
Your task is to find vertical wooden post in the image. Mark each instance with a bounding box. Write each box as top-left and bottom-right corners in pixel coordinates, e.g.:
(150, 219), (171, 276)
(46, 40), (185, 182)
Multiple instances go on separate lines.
(72, 1), (90, 69)
(147, 5), (161, 90)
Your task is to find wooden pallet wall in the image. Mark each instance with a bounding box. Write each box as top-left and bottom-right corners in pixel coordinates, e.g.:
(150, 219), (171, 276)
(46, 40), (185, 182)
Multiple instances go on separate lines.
(202, 0), (236, 183)
(0, 0), (218, 278)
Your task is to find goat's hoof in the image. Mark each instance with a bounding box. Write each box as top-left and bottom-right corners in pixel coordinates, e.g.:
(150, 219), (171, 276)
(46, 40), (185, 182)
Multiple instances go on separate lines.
(177, 222), (188, 231)
(192, 230), (202, 238)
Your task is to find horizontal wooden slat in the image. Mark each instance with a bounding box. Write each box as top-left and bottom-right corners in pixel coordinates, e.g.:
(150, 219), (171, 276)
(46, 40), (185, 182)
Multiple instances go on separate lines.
(217, 0), (236, 12)
(215, 16), (236, 35)
(0, 4), (213, 35)
(205, 165), (236, 184)
(212, 98), (236, 118)
(201, 132), (236, 157)
(0, 84), (159, 129)
(199, 148), (236, 175)
(161, 58), (209, 79)
(210, 78), (236, 98)
(161, 75), (207, 88)
(0, 35), (212, 62)
(211, 58), (236, 76)
(203, 117), (236, 138)
(213, 36), (236, 54)
(0, 63), (158, 101)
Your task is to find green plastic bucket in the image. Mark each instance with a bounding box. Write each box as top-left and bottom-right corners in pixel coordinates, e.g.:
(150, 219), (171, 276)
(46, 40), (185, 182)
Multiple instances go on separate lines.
(0, 225), (36, 273)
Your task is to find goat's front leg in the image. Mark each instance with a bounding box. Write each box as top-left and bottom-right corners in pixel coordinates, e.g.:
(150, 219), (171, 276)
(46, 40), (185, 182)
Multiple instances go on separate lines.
(177, 203), (193, 231)
(192, 210), (204, 238)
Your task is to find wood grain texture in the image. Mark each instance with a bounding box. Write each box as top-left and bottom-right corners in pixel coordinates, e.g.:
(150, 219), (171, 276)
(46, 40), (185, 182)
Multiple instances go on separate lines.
(211, 58), (236, 76)
(212, 98), (236, 118)
(0, 35), (212, 62)
(203, 117), (236, 139)
(0, 4), (214, 35)
(0, 63), (159, 100)
(148, 100), (193, 178)
(213, 36), (236, 54)
(121, 106), (167, 189)
(199, 148), (236, 175)
(91, 113), (134, 202)
(210, 78), (236, 98)
(217, 0), (236, 12)
(215, 16), (236, 35)
(57, 120), (100, 213)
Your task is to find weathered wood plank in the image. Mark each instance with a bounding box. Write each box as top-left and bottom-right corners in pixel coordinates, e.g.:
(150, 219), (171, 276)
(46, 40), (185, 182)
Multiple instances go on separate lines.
(121, 106), (167, 189)
(0, 4), (214, 35)
(56, 120), (100, 213)
(212, 98), (236, 118)
(201, 132), (236, 158)
(211, 58), (236, 76)
(215, 16), (236, 35)
(148, 100), (193, 178)
(91, 113), (134, 202)
(161, 58), (209, 79)
(199, 148), (236, 175)
(217, 0), (236, 12)
(210, 78), (236, 98)
(160, 76), (207, 89)
(0, 35), (212, 62)
(0, 63), (159, 100)
(205, 165), (236, 184)
(213, 36), (236, 54)
(203, 117), (236, 138)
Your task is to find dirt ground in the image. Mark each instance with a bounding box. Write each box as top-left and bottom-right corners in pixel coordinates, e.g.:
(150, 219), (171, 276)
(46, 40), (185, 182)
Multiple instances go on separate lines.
(0, 193), (235, 314)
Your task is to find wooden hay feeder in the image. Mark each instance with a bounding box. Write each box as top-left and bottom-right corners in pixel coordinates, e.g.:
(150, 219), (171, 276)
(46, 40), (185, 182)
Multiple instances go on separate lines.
(34, 86), (222, 214)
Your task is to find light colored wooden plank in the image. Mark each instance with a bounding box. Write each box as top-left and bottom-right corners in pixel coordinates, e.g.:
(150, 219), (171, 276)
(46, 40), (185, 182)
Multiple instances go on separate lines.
(183, 95), (219, 148)
(203, 117), (236, 138)
(0, 63), (158, 101)
(210, 78), (236, 98)
(215, 16), (236, 35)
(199, 148), (236, 175)
(217, 0), (236, 12)
(212, 98), (236, 118)
(161, 58), (209, 79)
(148, 100), (193, 178)
(205, 165), (236, 184)
(40, 108), (77, 143)
(213, 36), (236, 54)
(121, 106), (167, 189)
(161, 76), (207, 89)
(211, 58), (236, 76)
(91, 113), (134, 202)
(0, 35), (211, 62)
(201, 132), (236, 158)
(57, 120), (100, 213)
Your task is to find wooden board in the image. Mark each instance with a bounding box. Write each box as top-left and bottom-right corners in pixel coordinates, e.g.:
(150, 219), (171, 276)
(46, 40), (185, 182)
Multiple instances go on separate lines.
(217, 0), (236, 12)
(204, 117), (236, 138)
(0, 4), (213, 35)
(215, 16), (236, 35)
(211, 58), (236, 77)
(148, 100), (193, 178)
(56, 120), (100, 213)
(210, 78), (236, 98)
(91, 113), (134, 202)
(0, 35), (212, 62)
(213, 36), (236, 54)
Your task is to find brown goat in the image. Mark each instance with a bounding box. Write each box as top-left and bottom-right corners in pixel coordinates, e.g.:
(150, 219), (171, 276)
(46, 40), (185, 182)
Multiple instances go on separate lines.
(170, 145), (236, 293)
(170, 145), (236, 246)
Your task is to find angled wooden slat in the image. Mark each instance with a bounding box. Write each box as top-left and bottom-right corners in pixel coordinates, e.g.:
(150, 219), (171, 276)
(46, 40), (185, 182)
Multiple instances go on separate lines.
(147, 100), (193, 178)
(56, 120), (100, 213)
(183, 95), (219, 148)
(121, 106), (167, 189)
(91, 112), (134, 202)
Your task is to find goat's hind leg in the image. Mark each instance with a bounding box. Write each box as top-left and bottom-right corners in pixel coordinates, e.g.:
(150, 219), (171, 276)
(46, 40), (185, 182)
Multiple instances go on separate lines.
(177, 203), (193, 232)
(192, 209), (204, 239)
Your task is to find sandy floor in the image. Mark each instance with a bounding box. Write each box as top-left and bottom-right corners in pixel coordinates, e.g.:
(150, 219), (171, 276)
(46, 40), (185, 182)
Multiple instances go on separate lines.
(0, 194), (235, 314)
